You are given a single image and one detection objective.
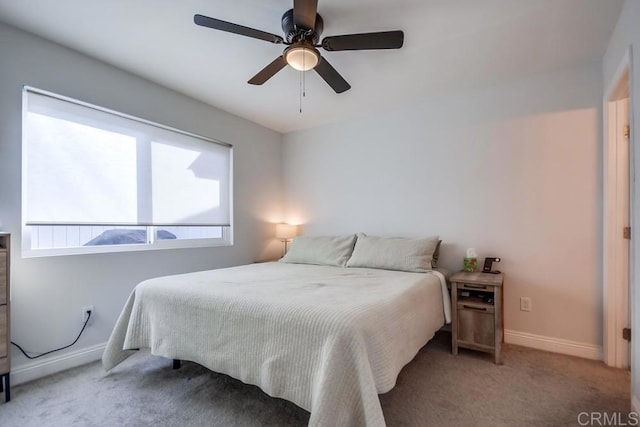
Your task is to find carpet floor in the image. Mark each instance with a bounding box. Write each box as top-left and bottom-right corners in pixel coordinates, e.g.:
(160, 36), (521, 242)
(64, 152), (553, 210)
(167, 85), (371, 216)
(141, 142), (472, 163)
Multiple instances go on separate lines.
(0, 331), (630, 426)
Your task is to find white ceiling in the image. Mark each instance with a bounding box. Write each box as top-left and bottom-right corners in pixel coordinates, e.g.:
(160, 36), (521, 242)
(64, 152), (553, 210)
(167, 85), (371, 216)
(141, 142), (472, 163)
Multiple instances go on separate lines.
(0, 0), (624, 134)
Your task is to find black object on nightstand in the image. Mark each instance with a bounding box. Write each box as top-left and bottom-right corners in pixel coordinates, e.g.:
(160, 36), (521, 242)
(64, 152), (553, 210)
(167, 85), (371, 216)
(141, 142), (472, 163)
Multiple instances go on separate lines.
(482, 257), (501, 274)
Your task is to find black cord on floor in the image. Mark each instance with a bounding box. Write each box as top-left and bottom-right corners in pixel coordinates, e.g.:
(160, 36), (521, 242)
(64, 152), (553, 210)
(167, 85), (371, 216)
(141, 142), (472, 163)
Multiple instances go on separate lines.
(11, 311), (92, 360)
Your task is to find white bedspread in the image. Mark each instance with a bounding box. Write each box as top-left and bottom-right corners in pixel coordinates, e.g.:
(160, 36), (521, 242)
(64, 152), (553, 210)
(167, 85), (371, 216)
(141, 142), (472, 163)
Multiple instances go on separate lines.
(102, 263), (450, 426)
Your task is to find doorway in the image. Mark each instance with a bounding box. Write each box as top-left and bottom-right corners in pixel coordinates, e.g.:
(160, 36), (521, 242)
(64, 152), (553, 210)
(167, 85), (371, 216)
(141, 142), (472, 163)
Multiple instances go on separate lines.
(604, 62), (631, 369)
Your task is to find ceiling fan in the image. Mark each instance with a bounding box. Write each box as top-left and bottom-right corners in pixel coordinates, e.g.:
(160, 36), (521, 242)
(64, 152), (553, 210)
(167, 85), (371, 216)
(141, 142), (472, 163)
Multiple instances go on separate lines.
(194, 0), (404, 93)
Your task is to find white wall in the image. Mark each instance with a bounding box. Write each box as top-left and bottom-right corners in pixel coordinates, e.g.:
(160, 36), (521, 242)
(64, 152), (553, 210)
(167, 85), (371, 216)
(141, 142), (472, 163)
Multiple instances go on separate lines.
(603, 0), (640, 411)
(0, 23), (284, 383)
(283, 62), (603, 355)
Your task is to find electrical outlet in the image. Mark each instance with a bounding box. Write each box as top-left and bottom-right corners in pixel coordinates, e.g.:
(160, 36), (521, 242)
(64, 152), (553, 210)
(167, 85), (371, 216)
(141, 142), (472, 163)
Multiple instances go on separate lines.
(82, 305), (95, 323)
(520, 297), (532, 312)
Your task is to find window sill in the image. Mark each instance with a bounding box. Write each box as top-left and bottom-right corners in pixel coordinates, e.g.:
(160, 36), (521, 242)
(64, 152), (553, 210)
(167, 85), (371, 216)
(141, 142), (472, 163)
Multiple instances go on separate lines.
(22, 238), (232, 258)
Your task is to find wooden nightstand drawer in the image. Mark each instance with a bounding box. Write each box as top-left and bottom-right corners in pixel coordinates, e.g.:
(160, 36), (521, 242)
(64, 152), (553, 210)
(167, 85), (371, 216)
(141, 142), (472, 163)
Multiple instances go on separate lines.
(0, 252), (6, 305)
(457, 282), (492, 292)
(457, 305), (494, 348)
(0, 305), (6, 359)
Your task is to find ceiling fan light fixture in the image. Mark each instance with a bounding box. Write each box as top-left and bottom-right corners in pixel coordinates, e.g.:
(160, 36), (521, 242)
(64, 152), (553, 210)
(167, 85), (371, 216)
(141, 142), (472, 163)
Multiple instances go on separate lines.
(285, 44), (320, 71)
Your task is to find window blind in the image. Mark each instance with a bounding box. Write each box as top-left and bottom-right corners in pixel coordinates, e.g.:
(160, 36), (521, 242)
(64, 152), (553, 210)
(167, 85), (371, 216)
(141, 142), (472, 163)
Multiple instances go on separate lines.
(23, 87), (232, 227)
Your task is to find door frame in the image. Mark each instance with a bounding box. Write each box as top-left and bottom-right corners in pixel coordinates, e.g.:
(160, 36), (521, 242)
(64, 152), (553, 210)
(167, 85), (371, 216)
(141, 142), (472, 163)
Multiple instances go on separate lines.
(603, 46), (633, 368)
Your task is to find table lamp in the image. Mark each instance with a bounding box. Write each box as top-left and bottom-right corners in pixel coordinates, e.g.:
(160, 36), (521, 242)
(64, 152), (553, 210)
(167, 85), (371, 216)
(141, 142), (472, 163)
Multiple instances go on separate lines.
(275, 223), (297, 255)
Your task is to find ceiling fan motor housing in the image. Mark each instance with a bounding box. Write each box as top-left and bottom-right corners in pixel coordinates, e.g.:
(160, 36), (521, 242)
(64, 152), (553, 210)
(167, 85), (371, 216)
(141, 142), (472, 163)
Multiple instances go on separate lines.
(281, 9), (324, 44)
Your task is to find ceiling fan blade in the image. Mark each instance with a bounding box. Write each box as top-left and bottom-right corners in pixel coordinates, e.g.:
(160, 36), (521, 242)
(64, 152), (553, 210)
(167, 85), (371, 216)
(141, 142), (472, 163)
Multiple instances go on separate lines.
(314, 57), (351, 93)
(293, 0), (318, 30)
(194, 14), (284, 44)
(248, 56), (288, 85)
(322, 30), (404, 51)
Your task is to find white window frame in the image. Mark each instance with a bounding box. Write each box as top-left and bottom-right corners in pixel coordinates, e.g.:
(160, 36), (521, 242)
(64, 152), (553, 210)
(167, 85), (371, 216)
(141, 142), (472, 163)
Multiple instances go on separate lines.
(21, 86), (234, 258)
(21, 225), (233, 258)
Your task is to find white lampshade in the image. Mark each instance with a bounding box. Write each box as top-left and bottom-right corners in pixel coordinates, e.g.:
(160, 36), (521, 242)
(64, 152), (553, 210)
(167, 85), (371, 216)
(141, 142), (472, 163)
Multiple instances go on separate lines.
(275, 223), (297, 240)
(285, 46), (320, 71)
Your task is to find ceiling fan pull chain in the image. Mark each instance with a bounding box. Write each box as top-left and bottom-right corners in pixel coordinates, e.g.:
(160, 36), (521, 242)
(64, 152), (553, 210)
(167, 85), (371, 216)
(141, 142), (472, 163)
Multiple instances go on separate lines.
(303, 70), (307, 98)
(299, 69), (303, 113)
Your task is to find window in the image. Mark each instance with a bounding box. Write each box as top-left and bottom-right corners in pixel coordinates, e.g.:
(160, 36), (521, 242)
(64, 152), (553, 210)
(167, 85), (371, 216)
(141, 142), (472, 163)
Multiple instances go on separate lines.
(22, 87), (233, 257)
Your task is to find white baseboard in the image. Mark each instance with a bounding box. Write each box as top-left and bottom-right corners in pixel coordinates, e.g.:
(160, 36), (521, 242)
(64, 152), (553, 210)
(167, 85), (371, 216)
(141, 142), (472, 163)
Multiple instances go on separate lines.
(10, 342), (106, 386)
(505, 329), (602, 360)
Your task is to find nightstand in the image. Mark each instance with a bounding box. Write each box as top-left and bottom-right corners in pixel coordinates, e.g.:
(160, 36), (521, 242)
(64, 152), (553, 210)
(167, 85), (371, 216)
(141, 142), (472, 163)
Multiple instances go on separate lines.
(450, 271), (504, 364)
(0, 233), (10, 401)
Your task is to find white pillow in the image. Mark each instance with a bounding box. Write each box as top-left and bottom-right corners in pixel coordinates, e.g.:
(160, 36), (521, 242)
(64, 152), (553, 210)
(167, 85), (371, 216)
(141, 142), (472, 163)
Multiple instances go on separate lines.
(346, 234), (440, 272)
(280, 234), (357, 267)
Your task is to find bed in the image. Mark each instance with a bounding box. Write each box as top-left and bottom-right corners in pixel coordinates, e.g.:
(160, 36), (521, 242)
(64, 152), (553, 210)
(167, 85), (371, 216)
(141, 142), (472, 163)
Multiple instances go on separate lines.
(103, 234), (450, 427)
